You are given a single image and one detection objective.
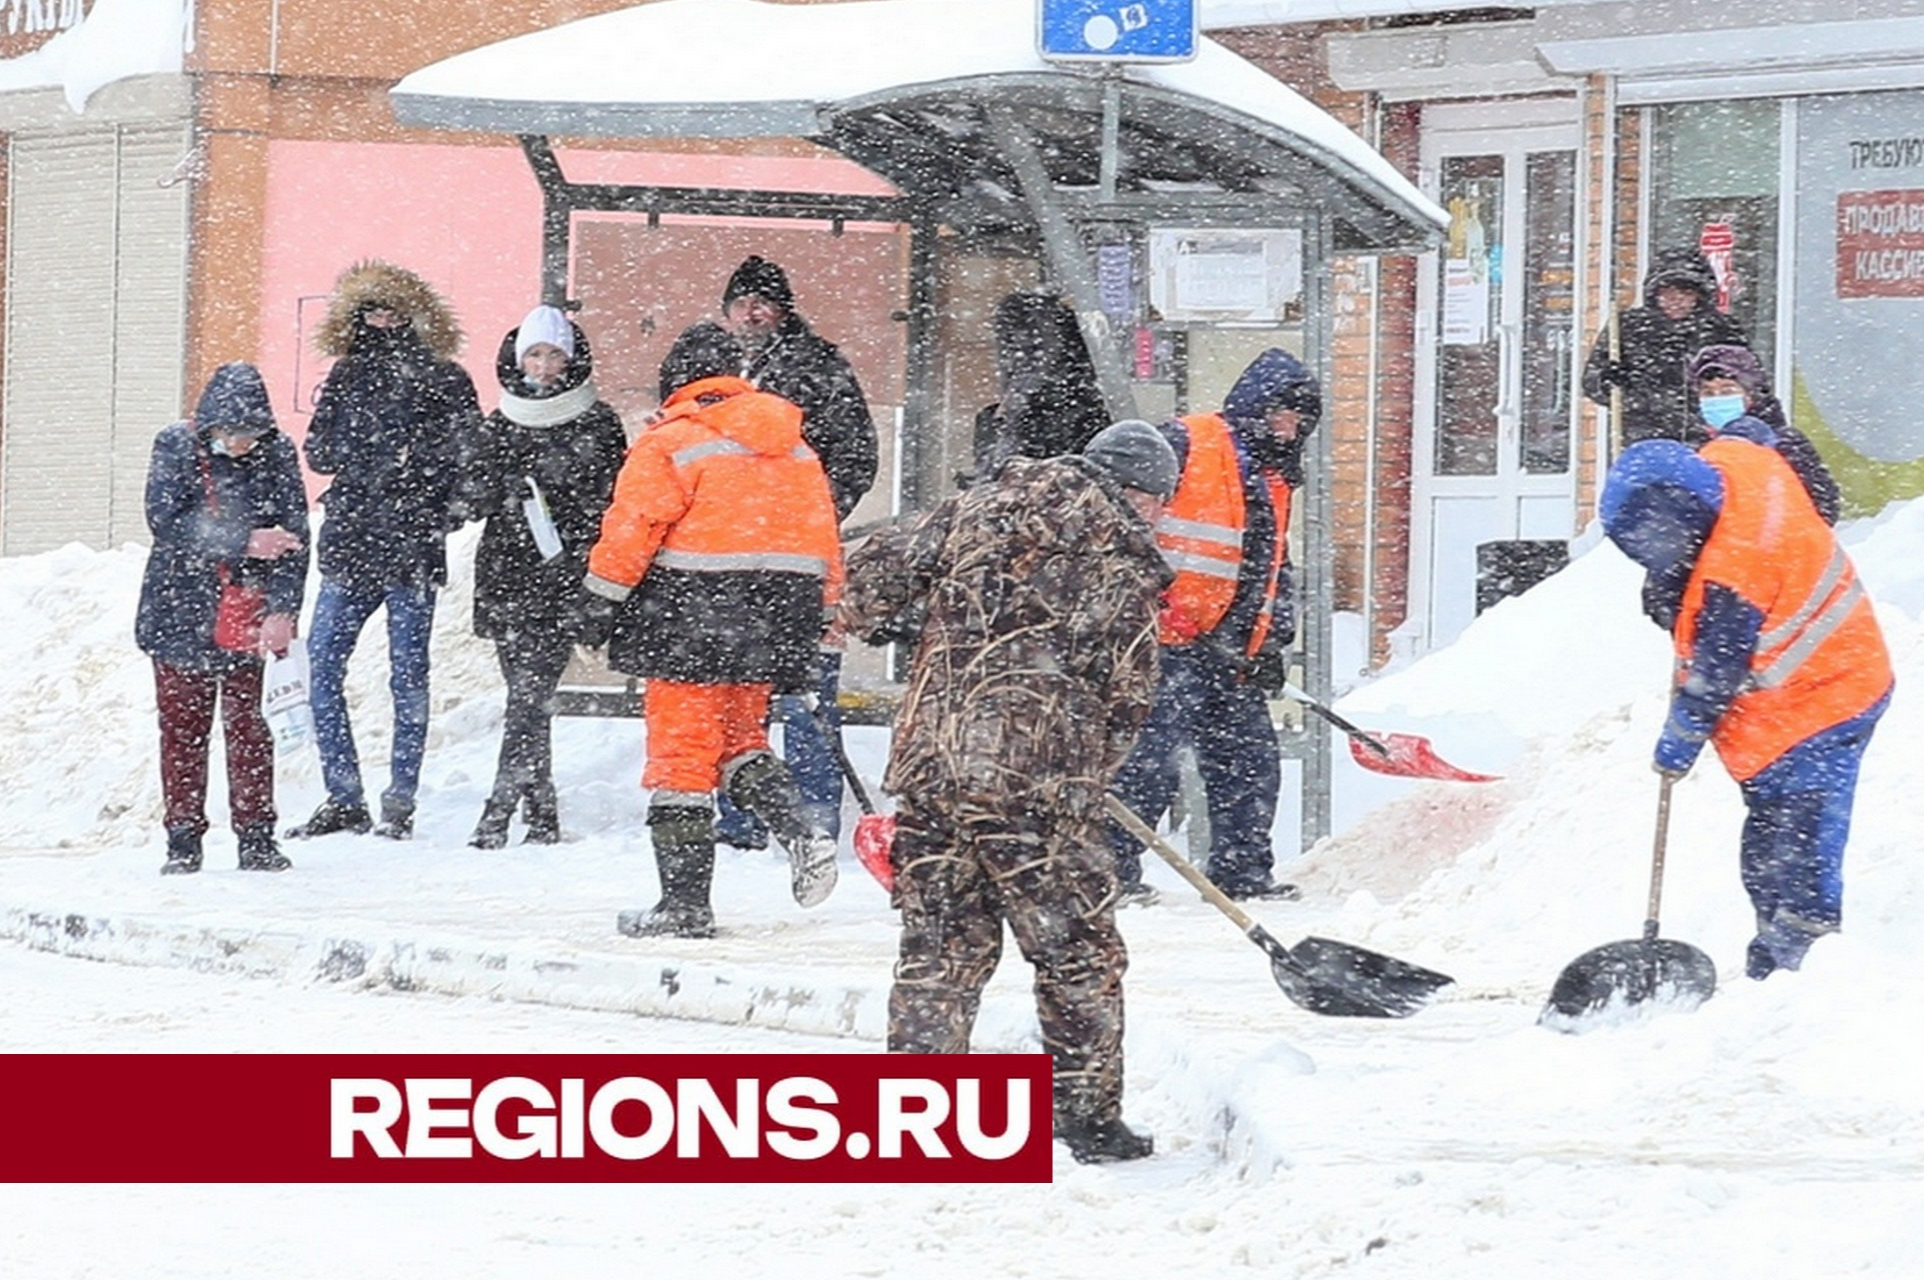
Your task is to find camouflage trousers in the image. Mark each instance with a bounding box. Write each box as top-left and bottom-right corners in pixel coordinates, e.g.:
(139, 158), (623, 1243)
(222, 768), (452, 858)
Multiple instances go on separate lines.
(886, 797), (1129, 1123)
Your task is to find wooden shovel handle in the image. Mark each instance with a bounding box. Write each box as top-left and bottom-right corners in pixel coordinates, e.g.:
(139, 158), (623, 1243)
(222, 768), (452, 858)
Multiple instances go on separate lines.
(1644, 773), (1674, 940)
(1105, 794), (1258, 933)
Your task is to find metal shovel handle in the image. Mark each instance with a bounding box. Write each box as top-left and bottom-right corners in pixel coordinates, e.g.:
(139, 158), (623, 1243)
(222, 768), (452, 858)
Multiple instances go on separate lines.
(1280, 681), (1393, 759)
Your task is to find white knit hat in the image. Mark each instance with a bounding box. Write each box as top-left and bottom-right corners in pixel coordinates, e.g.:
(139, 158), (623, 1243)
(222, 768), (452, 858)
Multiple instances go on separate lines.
(513, 305), (576, 361)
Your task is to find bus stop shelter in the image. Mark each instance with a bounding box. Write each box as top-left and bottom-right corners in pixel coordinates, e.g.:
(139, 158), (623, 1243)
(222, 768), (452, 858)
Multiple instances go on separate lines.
(390, 0), (1446, 848)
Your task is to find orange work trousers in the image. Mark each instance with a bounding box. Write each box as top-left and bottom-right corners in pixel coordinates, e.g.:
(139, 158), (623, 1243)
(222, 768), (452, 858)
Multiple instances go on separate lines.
(642, 678), (774, 795)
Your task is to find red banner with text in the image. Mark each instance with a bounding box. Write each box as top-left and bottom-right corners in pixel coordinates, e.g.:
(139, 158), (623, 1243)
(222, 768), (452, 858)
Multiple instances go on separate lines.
(2, 1054), (1054, 1183)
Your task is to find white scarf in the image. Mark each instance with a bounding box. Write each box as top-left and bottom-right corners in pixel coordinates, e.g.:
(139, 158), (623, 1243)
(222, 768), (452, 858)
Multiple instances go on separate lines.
(499, 379), (598, 427)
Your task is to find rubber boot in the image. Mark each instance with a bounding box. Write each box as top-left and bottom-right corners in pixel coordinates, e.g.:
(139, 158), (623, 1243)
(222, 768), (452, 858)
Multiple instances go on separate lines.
(1055, 1113), (1154, 1165)
(617, 805), (717, 939)
(522, 782), (561, 845)
(236, 825), (292, 872)
(723, 750), (838, 908)
(160, 825), (203, 876)
(468, 796), (515, 850)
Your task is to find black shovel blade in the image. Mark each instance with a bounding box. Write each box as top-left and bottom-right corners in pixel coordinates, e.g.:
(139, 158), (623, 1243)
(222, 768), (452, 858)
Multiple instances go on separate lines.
(1540, 938), (1718, 1027)
(1259, 932), (1456, 1018)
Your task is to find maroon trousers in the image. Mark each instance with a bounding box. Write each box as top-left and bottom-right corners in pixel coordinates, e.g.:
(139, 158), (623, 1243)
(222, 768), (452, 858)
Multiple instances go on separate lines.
(154, 659), (275, 833)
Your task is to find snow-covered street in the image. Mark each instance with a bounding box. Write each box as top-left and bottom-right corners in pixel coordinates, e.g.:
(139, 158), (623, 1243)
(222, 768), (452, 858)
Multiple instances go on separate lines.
(3, 506), (1922, 1277)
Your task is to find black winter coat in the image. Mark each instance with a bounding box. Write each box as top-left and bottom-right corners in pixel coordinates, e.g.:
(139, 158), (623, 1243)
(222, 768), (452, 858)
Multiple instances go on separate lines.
(1583, 248), (1749, 446)
(464, 331), (627, 641)
(743, 315), (877, 521)
(1585, 246), (1754, 446)
(136, 420), (310, 671)
(305, 325), (482, 589)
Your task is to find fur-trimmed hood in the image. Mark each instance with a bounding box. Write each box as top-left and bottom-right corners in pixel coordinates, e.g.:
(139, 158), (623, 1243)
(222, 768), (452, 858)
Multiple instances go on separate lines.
(314, 259), (463, 360)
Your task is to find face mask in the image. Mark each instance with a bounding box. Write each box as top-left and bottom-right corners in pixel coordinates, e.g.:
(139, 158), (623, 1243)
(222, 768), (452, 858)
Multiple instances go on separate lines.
(1699, 394), (1746, 430)
(209, 436), (236, 458)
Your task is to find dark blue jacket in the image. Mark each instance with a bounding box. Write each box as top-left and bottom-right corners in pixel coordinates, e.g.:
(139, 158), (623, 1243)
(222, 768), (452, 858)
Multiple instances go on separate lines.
(305, 324), (480, 589)
(136, 366), (310, 671)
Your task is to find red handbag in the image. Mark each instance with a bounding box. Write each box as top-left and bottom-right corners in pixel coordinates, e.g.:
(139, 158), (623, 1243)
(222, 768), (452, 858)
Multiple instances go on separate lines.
(201, 453), (267, 653)
(213, 570), (266, 653)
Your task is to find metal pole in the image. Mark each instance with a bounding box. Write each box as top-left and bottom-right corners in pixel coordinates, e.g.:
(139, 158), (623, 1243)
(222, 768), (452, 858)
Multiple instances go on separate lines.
(902, 214), (940, 513)
(1300, 213), (1336, 849)
(518, 135), (572, 307)
(985, 102), (1139, 423)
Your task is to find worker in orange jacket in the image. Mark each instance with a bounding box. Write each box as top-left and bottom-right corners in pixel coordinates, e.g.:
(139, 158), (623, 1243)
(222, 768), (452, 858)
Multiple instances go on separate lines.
(1601, 438), (1891, 979)
(585, 321), (845, 939)
(1107, 349), (1318, 904)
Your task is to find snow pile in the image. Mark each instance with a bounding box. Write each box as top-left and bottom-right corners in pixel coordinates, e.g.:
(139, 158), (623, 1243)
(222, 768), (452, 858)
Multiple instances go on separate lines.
(0, 0), (189, 112)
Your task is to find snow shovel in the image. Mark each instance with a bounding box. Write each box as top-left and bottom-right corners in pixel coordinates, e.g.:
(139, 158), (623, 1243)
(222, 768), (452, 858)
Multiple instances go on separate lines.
(1280, 682), (1499, 783)
(1104, 795), (1454, 1018)
(1541, 774), (1717, 1026)
(811, 699), (897, 893)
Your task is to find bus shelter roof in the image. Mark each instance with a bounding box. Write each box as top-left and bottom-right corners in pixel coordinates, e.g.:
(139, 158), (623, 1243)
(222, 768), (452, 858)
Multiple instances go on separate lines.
(390, 0), (1445, 250)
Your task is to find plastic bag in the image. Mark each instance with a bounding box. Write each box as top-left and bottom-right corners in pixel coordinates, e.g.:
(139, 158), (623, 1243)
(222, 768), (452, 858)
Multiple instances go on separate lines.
(262, 637), (316, 752)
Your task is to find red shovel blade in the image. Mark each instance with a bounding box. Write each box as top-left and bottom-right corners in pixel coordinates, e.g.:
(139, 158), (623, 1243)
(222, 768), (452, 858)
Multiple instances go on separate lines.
(854, 813), (897, 892)
(1347, 732), (1500, 783)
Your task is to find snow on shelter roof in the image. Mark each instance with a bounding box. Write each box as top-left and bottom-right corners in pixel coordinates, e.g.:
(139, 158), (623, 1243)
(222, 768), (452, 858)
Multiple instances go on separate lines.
(390, 0), (1445, 250)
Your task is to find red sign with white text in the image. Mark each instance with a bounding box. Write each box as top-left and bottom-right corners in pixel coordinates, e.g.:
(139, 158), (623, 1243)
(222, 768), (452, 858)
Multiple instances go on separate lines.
(1, 1055), (1053, 1183)
(1836, 189), (1924, 297)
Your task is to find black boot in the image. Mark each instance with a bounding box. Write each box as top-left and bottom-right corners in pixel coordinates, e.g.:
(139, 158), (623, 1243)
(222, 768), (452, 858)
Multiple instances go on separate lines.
(237, 825), (292, 872)
(374, 798), (414, 841)
(723, 751), (838, 908)
(469, 797), (515, 850)
(1056, 1114), (1154, 1164)
(522, 783), (561, 845)
(285, 799), (371, 840)
(160, 826), (203, 876)
(617, 805), (717, 939)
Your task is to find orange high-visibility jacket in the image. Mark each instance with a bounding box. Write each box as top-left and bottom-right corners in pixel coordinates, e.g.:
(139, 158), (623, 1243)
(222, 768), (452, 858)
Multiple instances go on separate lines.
(1677, 438), (1891, 781)
(1156, 413), (1247, 645)
(586, 375), (843, 689)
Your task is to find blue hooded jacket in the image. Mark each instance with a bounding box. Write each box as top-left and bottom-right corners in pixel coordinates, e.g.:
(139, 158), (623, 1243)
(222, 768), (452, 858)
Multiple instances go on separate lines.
(135, 363), (310, 670)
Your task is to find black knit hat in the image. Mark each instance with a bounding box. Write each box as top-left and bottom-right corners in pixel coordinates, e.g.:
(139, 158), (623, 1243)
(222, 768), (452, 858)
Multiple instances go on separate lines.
(722, 255), (795, 310)
(659, 321), (745, 402)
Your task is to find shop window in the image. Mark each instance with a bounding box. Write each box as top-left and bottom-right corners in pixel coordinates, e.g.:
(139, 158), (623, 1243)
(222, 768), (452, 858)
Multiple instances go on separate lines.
(1647, 99), (1781, 359)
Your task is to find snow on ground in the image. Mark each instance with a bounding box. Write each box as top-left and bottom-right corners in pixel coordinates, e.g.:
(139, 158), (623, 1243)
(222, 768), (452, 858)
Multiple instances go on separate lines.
(2, 508), (1922, 1277)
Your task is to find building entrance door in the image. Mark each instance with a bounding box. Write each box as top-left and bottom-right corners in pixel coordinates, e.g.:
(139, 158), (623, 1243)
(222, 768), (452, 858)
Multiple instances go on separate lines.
(1411, 113), (1579, 652)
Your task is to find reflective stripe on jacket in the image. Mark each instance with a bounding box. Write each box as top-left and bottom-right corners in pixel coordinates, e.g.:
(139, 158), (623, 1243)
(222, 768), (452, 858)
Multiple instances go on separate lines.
(587, 375), (843, 689)
(1677, 438), (1891, 781)
(1156, 413), (1246, 644)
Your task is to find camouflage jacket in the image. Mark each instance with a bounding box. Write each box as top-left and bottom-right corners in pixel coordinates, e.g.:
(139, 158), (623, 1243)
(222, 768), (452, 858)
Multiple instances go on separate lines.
(842, 455), (1171, 818)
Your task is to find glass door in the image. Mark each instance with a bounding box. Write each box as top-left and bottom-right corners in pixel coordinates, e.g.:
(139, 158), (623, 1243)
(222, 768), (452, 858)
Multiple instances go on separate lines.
(1412, 118), (1578, 652)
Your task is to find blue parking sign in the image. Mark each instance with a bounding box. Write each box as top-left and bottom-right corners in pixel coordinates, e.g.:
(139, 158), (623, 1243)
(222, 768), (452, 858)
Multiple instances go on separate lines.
(1038, 0), (1198, 64)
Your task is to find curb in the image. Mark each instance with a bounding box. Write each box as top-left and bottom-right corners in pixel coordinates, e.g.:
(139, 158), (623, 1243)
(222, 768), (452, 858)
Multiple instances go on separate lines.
(0, 904), (889, 1043)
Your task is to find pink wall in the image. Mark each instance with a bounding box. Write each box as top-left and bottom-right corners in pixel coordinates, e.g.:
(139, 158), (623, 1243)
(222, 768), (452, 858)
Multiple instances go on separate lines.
(256, 139), (899, 494)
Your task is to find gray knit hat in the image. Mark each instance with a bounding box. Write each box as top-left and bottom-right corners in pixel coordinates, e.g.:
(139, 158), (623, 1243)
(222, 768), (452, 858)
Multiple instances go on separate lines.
(1082, 419), (1179, 501)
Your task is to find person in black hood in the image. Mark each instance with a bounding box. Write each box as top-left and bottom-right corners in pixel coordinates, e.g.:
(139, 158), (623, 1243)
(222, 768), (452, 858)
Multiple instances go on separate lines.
(288, 259), (482, 843)
(715, 256), (878, 853)
(1583, 247), (1749, 447)
(137, 362), (309, 875)
(971, 291), (1109, 474)
(461, 305), (627, 849)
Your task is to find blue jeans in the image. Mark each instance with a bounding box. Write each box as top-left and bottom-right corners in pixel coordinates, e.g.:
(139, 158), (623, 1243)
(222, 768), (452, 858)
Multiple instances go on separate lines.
(716, 652), (844, 844)
(1737, 691), (1887, 975)
(1107, 642), (1281, 889)
(308, 576), (436, 814)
